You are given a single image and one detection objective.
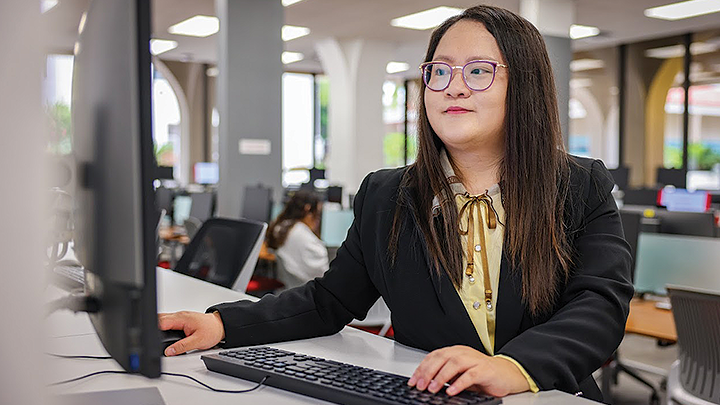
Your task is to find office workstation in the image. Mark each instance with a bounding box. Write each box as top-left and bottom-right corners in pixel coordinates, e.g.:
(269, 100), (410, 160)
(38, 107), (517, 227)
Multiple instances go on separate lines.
(3, 0), (720, 404)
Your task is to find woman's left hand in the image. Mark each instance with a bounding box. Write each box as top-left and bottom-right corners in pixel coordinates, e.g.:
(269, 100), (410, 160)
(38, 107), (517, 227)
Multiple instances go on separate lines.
(407, 345), (531, 397)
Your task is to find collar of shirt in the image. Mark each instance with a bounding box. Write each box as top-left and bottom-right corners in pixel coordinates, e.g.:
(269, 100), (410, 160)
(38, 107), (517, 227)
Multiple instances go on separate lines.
(431, 148), (501, 216)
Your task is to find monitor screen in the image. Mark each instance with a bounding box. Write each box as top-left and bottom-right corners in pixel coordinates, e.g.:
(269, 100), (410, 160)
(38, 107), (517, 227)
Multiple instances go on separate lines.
(71, 0), (161, 377)
(189, 192), (215, 223)
(173, 195), (192, 226)
(194, 162), (219, 185)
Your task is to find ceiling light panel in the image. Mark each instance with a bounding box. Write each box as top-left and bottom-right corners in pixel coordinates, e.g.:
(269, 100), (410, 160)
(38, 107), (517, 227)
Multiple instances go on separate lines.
(168, 15), (219, 37)
(391, 6), (464, 30)
(645, 0), (720, 21)
(282, 25), (311, 41)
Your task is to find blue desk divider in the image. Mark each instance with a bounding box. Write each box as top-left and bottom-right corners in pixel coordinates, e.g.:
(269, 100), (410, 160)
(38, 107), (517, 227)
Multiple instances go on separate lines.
(321, 210), (354, 248)
(634, 232), (720, 295)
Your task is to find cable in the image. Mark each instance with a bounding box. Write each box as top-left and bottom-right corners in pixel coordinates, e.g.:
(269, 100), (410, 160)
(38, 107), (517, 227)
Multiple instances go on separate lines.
(49, 370), (128, 386)
(48, 369), (268, 394)
(46, 353), (112, 360)
(161, 372), (268, 393)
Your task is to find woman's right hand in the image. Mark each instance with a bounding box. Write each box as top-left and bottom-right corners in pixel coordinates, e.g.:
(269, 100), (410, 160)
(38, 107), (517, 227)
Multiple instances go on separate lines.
(158, 311), (225, 356)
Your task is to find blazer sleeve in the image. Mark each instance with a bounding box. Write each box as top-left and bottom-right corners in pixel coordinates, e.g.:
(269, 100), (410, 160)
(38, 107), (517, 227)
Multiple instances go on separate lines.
(495, 159), (634, 392)
(207, 173), (381, 348)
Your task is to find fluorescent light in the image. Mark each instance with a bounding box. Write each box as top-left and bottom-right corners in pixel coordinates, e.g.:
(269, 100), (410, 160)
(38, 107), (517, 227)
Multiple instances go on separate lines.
(645, 0), (720, 21)
(386, 62), (410, 74)
(168, 15), (219, 37)
(282, 51), (304, 64)
(206, 67), (219, 77)
(41, 0), (58, 13)
(282, 25), (310, 41)
(282, 0), (305, 6)
(570, 59), (605, 72)
(391, 6), (464, 30)
(150, 39), (178, 56)
(645, 42), (718, 59)
(569, 24), (600, 40)
(78, 12), (87, 34)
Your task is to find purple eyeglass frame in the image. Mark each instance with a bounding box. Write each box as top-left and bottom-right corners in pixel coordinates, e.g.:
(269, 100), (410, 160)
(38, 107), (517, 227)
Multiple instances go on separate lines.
(419, 60), (508, 92)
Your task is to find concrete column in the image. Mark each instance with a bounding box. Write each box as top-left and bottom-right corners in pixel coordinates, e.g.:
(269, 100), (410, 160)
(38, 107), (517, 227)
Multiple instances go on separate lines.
(520, 0), (574, 147)
(215, 0), (283, 218)
(315, 38), (391, 194)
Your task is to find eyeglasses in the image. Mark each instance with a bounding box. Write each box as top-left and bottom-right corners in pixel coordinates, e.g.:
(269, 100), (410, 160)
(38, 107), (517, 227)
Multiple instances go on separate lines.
(419, 60), (508, 92)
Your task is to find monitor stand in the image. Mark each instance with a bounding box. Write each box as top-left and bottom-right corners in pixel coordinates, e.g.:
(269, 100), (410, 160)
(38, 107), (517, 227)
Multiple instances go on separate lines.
(55, 387), (166, 405)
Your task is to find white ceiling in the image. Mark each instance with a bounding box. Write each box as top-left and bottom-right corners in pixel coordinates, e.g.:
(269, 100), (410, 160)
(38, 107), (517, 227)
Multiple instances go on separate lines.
(43, 0), (720, 74)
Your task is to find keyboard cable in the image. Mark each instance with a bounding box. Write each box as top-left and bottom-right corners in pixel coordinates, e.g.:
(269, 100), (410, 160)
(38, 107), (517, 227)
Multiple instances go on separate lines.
(48, 368), (268, 393)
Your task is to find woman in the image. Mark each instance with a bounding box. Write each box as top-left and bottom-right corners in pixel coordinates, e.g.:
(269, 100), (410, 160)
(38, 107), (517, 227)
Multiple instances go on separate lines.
(159, 5), (632, 401)
(266, 190), (329, 290)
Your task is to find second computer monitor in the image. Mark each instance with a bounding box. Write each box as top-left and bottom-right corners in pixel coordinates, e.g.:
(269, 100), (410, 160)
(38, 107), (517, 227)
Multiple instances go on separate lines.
(194, 162), (218, 185)
(189, 192), (215, 223)
(242, 185), (273, 224)
(657, 168), (687, 188)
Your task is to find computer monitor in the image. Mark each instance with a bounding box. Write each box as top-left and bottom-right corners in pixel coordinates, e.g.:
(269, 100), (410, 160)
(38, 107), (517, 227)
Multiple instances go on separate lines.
(321, 209), (354, 247)
(155, 186), (174, 214)
(656, 210), (716, 237)
(241, 184), (273, 224)
(657, 168), (687, 188)
(194, 162), (219, 185)
(156, 165), (174, 180)
(623, 188), (661, 206)
(608, 166), (629, 190)
(189, 192), (215, 223)
(173, 195), (192, 226)
(634, 233), (720, 295)
(619, 211), (642, 282)
(326, 186), (343, 204)
(71, 0), (161, 377)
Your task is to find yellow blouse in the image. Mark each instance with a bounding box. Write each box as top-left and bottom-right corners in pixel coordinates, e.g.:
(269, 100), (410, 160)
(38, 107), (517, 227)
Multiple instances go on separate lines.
(453, 190), (539, 393)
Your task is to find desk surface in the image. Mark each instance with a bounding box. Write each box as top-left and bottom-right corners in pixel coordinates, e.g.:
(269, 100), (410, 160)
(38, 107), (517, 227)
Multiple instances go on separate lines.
(46, 269), (596, 405)
(625, 298), (677, 342)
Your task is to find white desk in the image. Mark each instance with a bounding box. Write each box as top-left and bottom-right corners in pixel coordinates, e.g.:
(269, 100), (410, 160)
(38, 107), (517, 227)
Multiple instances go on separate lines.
(46, 268), (596, 404)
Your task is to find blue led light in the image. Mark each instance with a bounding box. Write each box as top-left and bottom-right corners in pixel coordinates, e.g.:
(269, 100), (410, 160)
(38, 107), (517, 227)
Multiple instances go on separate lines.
(129, 354), (140, 371)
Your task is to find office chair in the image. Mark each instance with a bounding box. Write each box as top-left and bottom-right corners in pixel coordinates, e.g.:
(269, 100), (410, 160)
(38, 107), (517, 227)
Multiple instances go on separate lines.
(174, 218), (267, 293)
(183, 216), (203, 240)
(666, 286), (720, 405)
(349, 298), (393, 338)
(600, 211), (662, 404)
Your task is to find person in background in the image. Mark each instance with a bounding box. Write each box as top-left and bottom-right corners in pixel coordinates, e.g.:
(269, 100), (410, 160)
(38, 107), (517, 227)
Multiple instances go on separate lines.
(266, 190), (329, 290)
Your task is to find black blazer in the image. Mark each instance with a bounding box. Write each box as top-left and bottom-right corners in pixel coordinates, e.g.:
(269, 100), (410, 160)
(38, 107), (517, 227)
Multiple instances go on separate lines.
(209, 156), (634, 402)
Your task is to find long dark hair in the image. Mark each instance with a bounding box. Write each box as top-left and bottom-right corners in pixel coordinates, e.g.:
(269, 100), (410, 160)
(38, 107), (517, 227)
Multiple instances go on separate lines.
(389, 5), (574, 317)
(267, 190), (321, 249)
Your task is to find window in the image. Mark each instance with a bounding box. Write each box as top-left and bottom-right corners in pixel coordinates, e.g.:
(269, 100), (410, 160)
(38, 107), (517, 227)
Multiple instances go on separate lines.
(382, 80), (406, 167)
(569, 48), (619, 167)
(382, 79), (419, 167)
(44, 54), (74, 155)
(152, 67), (181, 174)
(282, 72), (315, 186)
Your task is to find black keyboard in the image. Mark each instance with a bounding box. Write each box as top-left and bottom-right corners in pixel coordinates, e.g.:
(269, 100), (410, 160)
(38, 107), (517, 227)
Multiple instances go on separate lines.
(202, 346), (502, 405)
(51, 263), (85, 291)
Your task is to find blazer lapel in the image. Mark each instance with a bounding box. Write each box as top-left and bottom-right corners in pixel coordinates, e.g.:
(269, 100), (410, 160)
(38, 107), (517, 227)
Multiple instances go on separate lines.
(494, 255), (525, 352)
